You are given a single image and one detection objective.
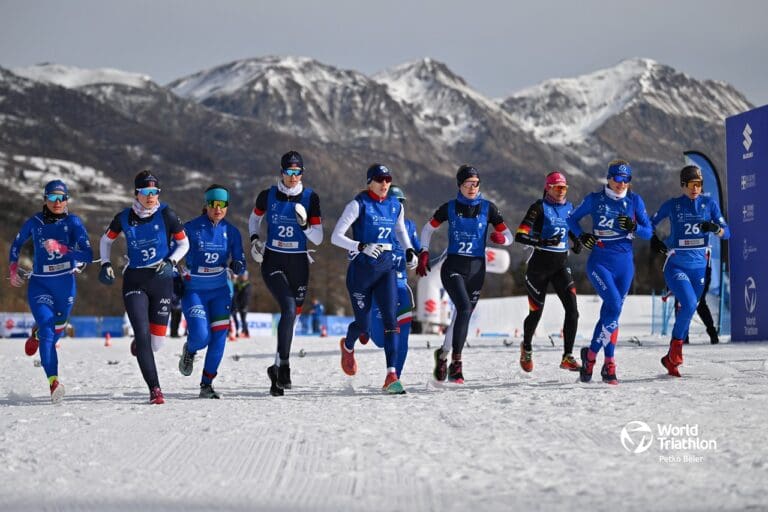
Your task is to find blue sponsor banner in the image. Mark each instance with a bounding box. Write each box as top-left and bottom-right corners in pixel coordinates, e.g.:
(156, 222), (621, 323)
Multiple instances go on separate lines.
(726, 104), (768, 341)
(67, 316), (124, 337)
(281, 315), (353, 337)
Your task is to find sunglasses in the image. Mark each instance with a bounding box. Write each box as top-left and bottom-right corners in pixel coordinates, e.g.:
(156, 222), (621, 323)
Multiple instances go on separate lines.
(372, 175), (393, 184)
(282, 168), (303, 176)
(548, 185), (568, 192)
(137, 187), (161, 196)
(207, 200), (228, 209)
(611, 175), (631, 183)
(462, 180), (481, 189)
(45, 193), (68, 202)
(686, 181), (703, 190)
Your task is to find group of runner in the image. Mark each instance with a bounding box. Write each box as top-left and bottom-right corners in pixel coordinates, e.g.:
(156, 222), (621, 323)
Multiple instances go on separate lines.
(8, 154), (729, 402)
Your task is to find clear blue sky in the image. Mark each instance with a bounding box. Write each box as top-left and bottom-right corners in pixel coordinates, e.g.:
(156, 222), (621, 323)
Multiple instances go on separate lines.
(1, 0), (765, 105)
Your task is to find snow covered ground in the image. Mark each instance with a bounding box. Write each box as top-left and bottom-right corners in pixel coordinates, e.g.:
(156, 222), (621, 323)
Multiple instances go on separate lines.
(1, 320), (767, 511)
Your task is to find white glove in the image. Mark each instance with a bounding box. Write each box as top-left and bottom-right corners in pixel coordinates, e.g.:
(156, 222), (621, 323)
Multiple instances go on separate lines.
(251, 239), (265, 263)
(406, 248), (418, 270)
(360, 243), (385, 258)
(294, 203), (308, 229)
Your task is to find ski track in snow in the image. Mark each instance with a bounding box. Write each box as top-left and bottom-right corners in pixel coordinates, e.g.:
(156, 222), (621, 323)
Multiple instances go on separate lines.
(0, 335), (766, 512)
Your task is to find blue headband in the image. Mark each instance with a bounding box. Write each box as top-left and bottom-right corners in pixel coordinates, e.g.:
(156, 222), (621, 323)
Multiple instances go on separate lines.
(205, 188), (229, 202)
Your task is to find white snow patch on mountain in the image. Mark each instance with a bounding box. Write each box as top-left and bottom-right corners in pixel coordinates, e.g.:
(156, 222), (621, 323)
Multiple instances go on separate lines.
(375, 58), (511, 144)
(12, 63), (153, 89)
(504, 59), (652, 145)
(0, 152), (127, 204)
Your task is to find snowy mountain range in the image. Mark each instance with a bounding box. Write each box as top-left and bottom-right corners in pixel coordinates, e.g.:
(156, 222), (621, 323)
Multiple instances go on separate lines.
(1, 55), (753, 216)
(0, 56), (753, 309)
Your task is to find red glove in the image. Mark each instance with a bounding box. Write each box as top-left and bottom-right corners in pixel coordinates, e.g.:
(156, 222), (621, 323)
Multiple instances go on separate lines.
(43, 239), (69, 256)
(490, 230), (506, 245)
(416, 250), (431, 277)
(9, 262), (23, 287)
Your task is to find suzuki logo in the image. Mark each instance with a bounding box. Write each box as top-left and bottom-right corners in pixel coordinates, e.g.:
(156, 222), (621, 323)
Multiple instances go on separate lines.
(424, 299), (437, 314)
(745, 277), (757, 314)
(486, 250), (495, 263)
(743, 123), (753, 151)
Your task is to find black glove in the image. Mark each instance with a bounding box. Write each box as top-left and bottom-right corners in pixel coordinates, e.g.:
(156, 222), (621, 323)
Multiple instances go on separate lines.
(172, 274), (186, 298)
(98, 263), (115, 285)
(617, 215), (636, 232)
(155, 259), (175, 279)
(537, 235), (562, 247)
(571, 239), (583, 254)
(700, 221), (720, 233)
(405, 248), (418, 270)
(651, 234), (668, 255)
(229, 259), (246, 275)
(578, 233), (598, 250)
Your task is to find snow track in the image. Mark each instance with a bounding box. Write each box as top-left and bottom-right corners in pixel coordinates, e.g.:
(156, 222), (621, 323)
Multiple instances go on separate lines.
(0, 335), (766, 511)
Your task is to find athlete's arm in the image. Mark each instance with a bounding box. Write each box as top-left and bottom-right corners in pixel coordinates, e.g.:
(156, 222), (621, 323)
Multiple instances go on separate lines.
(515, 202), (543, 246)
(248, 190), (269, 242)
(99, 214), (123, 265)
(228, 223), (247, 267)
(164, 207), (189, 263)
(488, 202), (513, 246)
(394, 206), (414, 252)
(710, 202), (730, 239)
(420, 202), (449, 251)
(566, 195), (593, 237)
(69, 216), (94, 264)
(330, 200), (362, 252)
(632, 195), (653, 240)
(303, 191), (323, 246)
(9, 218), (33, 264)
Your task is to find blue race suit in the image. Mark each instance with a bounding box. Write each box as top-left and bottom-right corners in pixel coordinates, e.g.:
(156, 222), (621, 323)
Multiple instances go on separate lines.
(10, 209), (92, 381)
(343, 192), (402, 369)
(370, 217), (421, 376)
(651, 195), (729, 340)
(182, 214), (246, 385)
(567, 188), (651, 357)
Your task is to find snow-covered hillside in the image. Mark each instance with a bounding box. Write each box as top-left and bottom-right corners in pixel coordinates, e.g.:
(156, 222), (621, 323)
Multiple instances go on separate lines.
(12, 63), (154, 89)
(374, 58), (518, 145)
(502, 58), (752, 145)
(168, 56), (418, 143)
(0, 151), (128, 209)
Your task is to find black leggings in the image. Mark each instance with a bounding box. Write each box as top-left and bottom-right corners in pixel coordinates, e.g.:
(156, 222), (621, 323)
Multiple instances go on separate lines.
(441, 255), (486, 356)
(123, 268), (172, 390)
(261, 249), (309, 362)
(523, 250), (578, 355)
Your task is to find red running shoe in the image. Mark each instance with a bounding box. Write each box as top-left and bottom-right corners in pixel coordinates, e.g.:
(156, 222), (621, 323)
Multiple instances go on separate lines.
(519, 342), (533, 373)
(25, 327), (39, 356)
(560, 353), (581, 371)
(50, 379), (65, 404)
(448, 359), (464, 384)
(661, 355), (681, 377)
(149, 386), (165, 404)
(340, 338), (357, 376)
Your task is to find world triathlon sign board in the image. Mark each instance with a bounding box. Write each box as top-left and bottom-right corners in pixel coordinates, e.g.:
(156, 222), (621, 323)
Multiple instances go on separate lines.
(726, 104), (768, 341)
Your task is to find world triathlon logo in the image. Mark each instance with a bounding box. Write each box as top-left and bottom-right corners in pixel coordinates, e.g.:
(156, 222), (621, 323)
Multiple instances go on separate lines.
(620, 421), (654, 454)
(744, 277), (757, 314)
